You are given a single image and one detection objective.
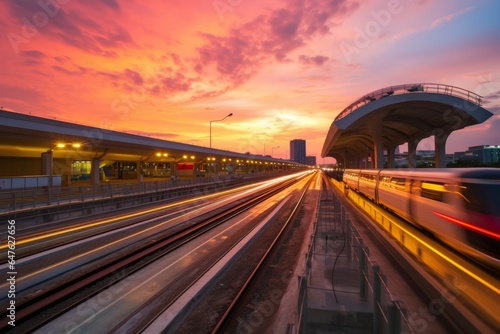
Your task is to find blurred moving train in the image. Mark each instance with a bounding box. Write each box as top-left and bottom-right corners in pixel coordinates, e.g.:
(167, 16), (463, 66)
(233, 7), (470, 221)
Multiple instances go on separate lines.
(341, 168), (500, 270)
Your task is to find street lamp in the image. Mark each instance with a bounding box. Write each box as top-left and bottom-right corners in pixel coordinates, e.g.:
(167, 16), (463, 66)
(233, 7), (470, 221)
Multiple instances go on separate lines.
(272, 146), (280, 157)
(210, 113), (233, 148)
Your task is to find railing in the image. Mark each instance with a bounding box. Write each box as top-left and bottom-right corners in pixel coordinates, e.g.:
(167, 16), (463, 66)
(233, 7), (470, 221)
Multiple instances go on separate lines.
(0, 174), (240, 213)
(0, 175), (62, 190)
(335, 83), (483, 121)
(297, 179), (413, 333)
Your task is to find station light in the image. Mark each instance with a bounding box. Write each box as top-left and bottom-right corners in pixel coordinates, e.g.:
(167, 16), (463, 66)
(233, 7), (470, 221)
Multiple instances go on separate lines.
(54, 142), (82, 149)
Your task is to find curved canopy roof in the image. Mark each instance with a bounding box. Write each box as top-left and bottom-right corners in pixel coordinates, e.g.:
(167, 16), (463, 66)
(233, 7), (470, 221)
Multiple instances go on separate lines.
(322, 83), (493, 161)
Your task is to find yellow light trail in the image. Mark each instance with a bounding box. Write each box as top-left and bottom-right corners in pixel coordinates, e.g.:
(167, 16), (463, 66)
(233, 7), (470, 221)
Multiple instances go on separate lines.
(332, 178), (500, 295)
(9, 206), (198, 283)
(6, 173), (310, 284)
(368, 200), (500, 295)
(1, 184), (256, 250)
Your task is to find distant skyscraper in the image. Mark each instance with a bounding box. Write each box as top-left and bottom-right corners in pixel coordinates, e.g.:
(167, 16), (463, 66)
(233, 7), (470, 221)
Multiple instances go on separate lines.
(306, 156), (316, 166)
(290, 139), (306, 164)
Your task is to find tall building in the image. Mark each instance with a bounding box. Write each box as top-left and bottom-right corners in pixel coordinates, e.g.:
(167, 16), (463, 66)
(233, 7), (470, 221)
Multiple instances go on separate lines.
(306, 156), (317, 166)
(290, 139), (306, 164)
(465, 145), (500, 163)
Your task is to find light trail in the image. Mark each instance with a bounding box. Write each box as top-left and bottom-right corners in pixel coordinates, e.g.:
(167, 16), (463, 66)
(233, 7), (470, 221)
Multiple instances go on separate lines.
(0, 178), (280, 250)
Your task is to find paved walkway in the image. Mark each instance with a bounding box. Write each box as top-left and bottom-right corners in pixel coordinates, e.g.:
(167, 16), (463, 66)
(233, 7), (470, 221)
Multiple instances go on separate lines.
(271, 177), (410, 333)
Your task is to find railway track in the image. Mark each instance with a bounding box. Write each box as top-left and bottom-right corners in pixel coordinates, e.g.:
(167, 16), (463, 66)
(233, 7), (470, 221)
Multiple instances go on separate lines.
(213, 176), (311, 333)
(141, 171), (315, 333)
(1, 172), (313, 333)
(0, 176), (269, 259)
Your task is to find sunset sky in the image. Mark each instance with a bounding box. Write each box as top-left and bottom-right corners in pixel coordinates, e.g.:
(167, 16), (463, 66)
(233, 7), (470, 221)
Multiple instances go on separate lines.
(1, 0), (499, 162)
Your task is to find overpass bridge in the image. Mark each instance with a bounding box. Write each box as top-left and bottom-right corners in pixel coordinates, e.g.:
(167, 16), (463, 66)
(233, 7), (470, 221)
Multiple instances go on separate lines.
(322, 83), (493, 168)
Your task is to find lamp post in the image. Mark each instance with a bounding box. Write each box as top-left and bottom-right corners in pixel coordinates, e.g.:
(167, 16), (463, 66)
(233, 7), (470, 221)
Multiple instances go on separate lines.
(272, 146), (280, 157)
(210, 113), (233, 148)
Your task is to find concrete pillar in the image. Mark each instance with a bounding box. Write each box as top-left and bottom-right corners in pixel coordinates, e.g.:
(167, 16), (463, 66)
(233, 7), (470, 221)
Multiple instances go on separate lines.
(41, 150), (53, 175)
(347, 152), (353, 169)
(117, 162), (124, 179)
(352, 152), (363, 169)
(434, 132), (450, 168)
(337, 152), (347, 169)
(369, 122), (384, 169)
(212, 161), (218, 175)
(42, 150), (53, 186)
(137, 161), (143, 181)
(90, 158), (100, 185)
(408, 137), (420, 168)
(344, 150), (351, 169)
(387, 144), (397, 169)
(171, 161), (178, 179)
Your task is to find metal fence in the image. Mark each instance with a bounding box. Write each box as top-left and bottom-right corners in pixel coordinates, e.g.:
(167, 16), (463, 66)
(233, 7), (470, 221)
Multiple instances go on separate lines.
(0, 175), (239, 214)
(297, 179), (413, 333)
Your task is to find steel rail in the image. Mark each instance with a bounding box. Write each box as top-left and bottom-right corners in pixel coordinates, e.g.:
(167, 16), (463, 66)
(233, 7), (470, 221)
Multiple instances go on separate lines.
(210, 174), (314, 333)
(119, 173), (312, 332)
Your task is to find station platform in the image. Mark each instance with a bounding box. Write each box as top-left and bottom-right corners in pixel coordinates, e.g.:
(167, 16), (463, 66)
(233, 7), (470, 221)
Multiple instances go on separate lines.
(270, 177), (412, 334)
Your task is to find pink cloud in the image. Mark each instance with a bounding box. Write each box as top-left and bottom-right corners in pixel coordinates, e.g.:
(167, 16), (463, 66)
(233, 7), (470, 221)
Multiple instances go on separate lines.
(298, 54), (330, 66)
(52, 64), (87, 76)
(4, 0), (135, 57)
(195, 0), (359, 88)
(0, 83), (44, 103)
(432, 6), (473, 28)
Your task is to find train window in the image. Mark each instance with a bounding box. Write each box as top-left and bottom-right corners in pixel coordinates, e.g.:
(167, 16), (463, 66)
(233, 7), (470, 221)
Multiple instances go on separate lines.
(361, 173), (375, 182)
(380, 176), (407, 191)
(421, 181), (445, 202)
(460, 183), (500, 216)
(392, 177), (407, 191)
(379, 176), (390, 183)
